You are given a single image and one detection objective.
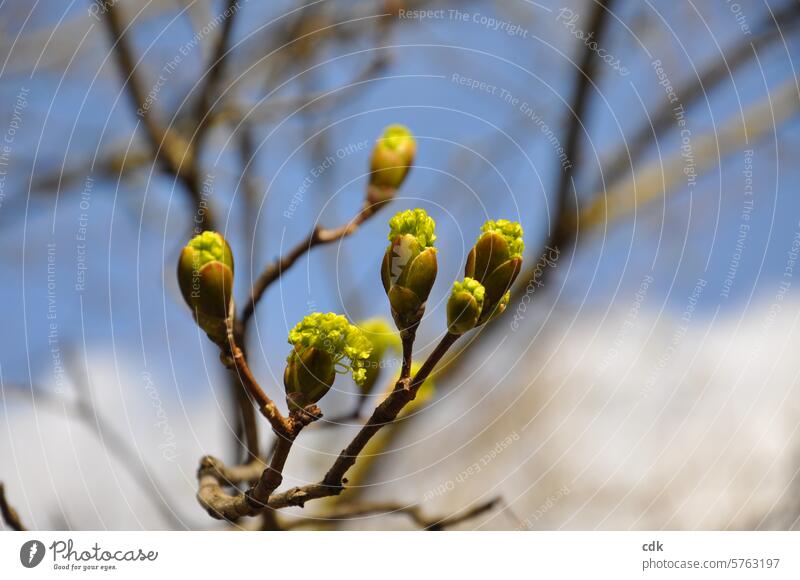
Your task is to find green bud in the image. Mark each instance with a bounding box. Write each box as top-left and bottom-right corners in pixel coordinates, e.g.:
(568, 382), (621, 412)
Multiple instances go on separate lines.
(447, 278), (485, 334)
(284, 346), (336, 409)
(284, 313), (372, 409)
(177, 231), (234, 343)
(368, 124), (416, 202)
(381, 209), (438, 330)
(357, 317), (401, 394)
(465, 219), (523, 316)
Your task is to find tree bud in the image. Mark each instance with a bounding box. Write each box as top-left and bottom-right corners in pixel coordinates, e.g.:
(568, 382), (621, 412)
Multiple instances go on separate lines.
(447, 277), (485, 334)
(177, 231), (234, 344)
(381, 209), (438, 330)
(284, 313), (372, 410)
(368, 124), (416, 203)
(465, 219), (523, 321)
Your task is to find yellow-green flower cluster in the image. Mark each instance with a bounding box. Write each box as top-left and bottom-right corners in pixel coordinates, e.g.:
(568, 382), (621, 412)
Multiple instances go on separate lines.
(387, 208), (436, 248)
(466, 219), (524, 324)
(481, 219), (524, 258)
(287, 313), (372, 385)
(186, 231), (230, 265)
(382, 209), (439, 331)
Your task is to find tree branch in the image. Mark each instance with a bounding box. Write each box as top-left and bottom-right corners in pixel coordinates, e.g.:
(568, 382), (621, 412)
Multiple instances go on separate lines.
(101, 2), (206, 224)
(284, 497), (501, 530)
(192, 0), (240, 150)
(598, 1), (800, 191)
(238, 200), (385, 336)
(224, 332), (292, 438)
(196, 332), (459, 518)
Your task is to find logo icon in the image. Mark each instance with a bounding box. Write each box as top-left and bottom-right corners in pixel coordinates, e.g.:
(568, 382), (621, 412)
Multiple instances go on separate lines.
(19, 540), (46, 568)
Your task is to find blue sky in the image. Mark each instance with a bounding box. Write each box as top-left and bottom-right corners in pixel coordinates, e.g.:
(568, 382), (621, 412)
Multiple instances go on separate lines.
(0, 0), (798, 410)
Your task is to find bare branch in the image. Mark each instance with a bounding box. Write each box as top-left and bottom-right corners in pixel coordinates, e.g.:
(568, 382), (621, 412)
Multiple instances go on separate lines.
(548, 0), (616, 246)
(196, 332), (460, 518)
(101, 1), (210, 227)
(238, 200), (385, 336)
(285, 497), (501, 530)
(580, 77), (800, 229)
(224, 332), (292, 438)
(192, 0), (240, 149)
(598, 2), (800, 191)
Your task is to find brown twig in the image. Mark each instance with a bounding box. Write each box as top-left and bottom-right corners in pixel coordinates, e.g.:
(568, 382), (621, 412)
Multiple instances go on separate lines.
(284, 497), (501, 530)
(197, 406), (320, 520)
(196, 456), (267, 487)
(320, 333), (458, 491)
(238, 201), (384, 335)
(399, 323), (418, 381)
(192, 0), (240, 148)
(230, 124), (262, 463)
(196, 332), (459, 518)
(0, 483), (26, 531)
(225, 332), (292, 438)
(247, 435), (295, 509)
(101, 2), (206, 224)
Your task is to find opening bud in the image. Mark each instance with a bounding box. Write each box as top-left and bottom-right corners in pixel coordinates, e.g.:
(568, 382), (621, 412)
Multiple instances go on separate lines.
(284, 313), (372, 409)
(381, 209), (438, 331)
(447, 278), (486, 334)
(465, 219), (524, 321)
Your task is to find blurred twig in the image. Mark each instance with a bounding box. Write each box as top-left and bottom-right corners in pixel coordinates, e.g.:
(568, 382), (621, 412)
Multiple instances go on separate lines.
(284, 496), (501, 530)
(192, 0), (240, 148)
(0, 483), (26, 531)
(580, 78), (799, 228)
(101, 1), (205, 223)
(237, 201), (385, 338)
(597, 1), (800, 191)
(3, 356), (191, 529)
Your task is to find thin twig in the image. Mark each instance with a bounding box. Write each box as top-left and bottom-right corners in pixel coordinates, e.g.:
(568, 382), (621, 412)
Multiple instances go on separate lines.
(238, 201), (384, 335)
(101, 2), (205, 223)
(284, 497), (501, 530)
(196, 332), (460, 518)
(230, 124), (262, 463)
(192, 0), (240, 149)
(248, 435), (295, 508)
(320, 333), (458, 490)
(225, 331), (292, 438)
(399, 323), (418, 381)
(0, 483), (26, 531)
